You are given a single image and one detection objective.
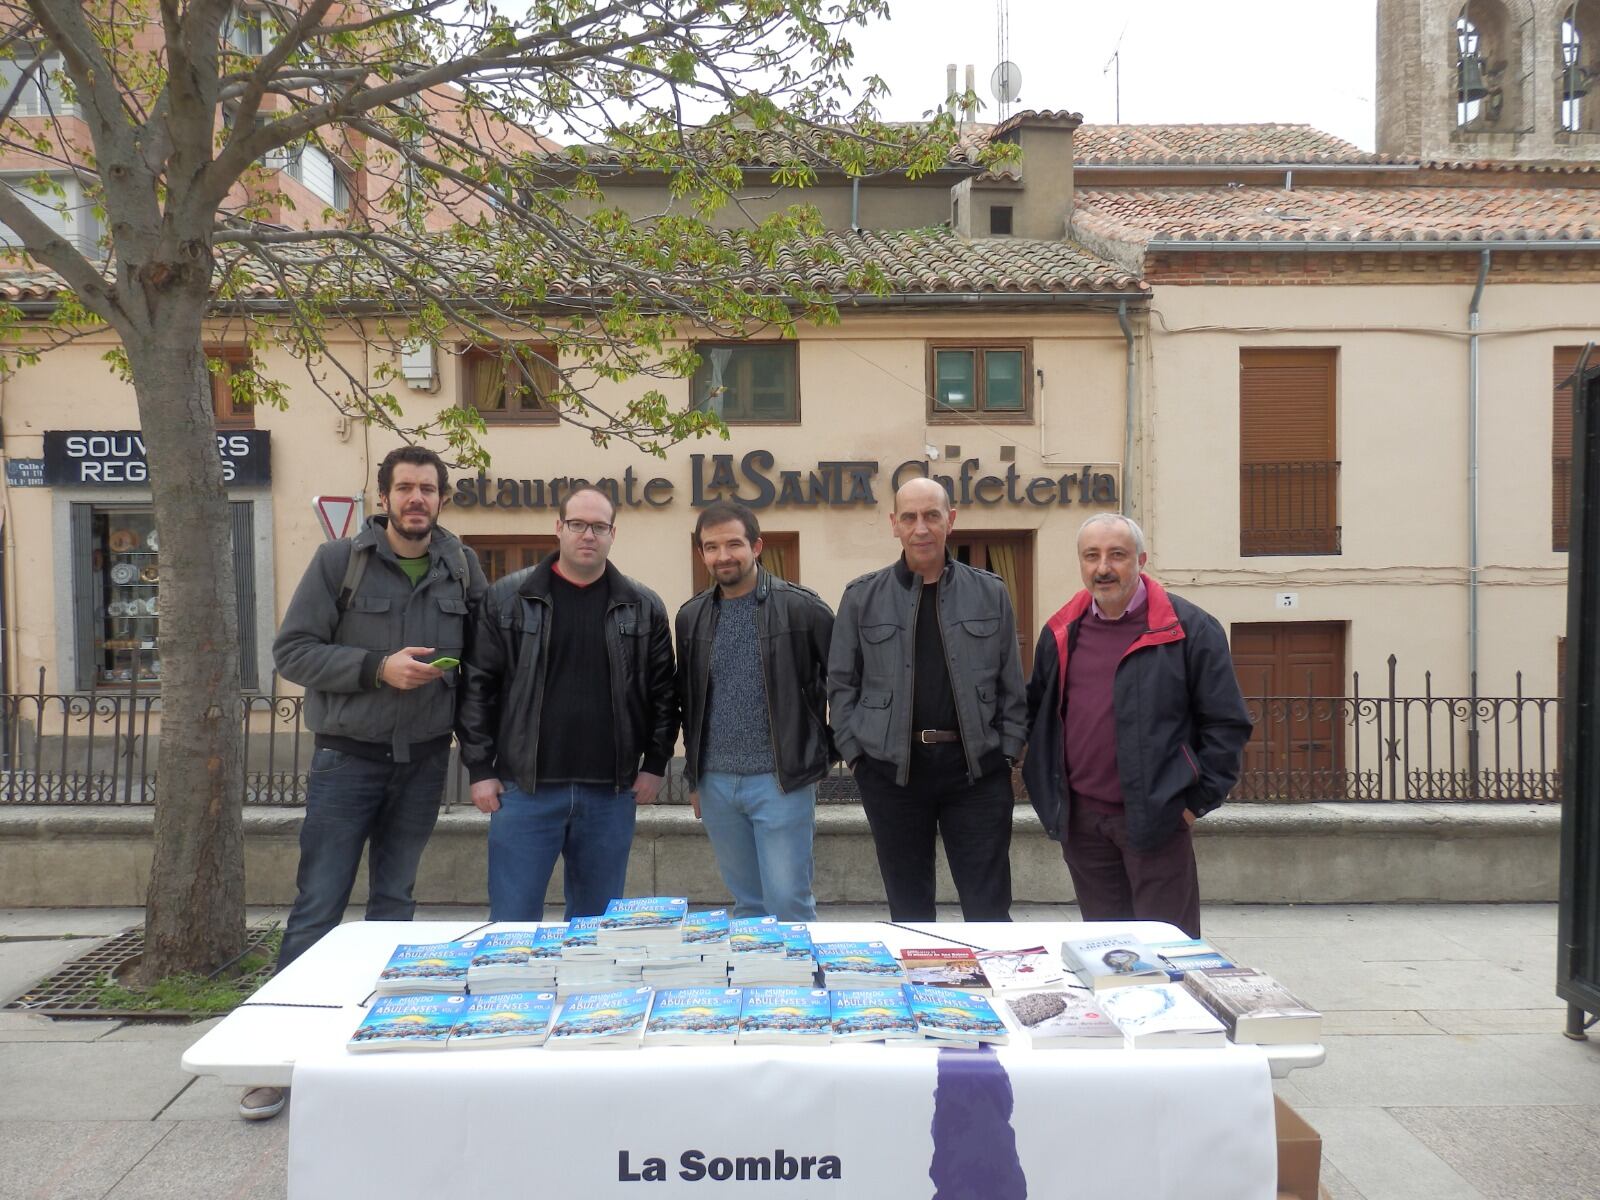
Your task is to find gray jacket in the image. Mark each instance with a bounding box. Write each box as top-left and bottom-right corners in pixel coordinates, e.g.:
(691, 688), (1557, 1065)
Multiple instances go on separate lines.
(273, 517), (487, 762)
(827, 554), (1027, 785)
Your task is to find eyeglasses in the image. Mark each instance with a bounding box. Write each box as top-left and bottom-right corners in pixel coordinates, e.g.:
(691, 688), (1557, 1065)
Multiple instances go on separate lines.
(561, 519), (614, 537)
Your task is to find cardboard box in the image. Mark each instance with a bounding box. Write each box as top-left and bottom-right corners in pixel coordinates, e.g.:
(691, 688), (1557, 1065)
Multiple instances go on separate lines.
(1275, 1095), (1323, 1200)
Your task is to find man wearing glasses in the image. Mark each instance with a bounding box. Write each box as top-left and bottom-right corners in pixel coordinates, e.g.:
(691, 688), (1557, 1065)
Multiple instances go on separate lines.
(458, 485), (677, 920)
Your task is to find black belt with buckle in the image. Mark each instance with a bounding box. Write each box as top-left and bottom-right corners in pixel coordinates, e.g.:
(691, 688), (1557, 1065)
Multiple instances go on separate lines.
(916, 729), (961, 744)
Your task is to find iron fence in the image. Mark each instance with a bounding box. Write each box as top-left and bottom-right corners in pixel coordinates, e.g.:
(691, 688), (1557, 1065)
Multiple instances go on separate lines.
(0, 657), (1563, 807)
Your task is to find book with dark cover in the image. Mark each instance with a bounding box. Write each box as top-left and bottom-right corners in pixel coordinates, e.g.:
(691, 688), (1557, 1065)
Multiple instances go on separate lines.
(1060, 933), (1168, 991)
(348, 993), (466, 1052)
(898, 947), (992, 994)
(903, 984), (1009, 1044)
(446, 991), (556, 1049)
(1182, 967), (1323, 1044)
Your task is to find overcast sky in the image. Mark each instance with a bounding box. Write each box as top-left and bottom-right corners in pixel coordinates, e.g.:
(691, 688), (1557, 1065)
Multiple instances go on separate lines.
(842, 0), (1380, 149)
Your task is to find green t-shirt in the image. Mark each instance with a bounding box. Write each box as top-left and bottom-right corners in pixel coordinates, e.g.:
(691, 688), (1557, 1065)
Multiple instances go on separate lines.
(395, 554), (431, 587)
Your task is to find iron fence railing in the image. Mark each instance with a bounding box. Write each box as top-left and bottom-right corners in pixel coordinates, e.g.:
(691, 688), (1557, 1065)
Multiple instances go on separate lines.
(0, 657), (1562, 807)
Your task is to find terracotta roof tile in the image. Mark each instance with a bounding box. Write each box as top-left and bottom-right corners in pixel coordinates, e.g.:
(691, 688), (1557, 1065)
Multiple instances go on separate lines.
(1072, 185), (1600, 244)
(1071, 124), (1383, 166)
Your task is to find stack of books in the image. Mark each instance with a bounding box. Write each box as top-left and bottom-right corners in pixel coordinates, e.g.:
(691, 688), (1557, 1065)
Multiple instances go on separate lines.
(829, 987), (920, 1043)
(737, 986), (833, 1045)
(546, 986), (654, 1051)
(813, 941), (904, 989)
(729, 917), (807, 986)
(899, 946), (992, 994)
(348, 993), (467, 1051)
(780, 923), (818, 982)
(643, 986), (743, 1046)
(467, 930), (561, 994)
(374, 940), (478, 996)
(1002, 989), (1121, 1049)
(638, 909), (733, 989)
(1060, 933), (1169, 992)
(556, 916), (642, 998)
(596, 896), (688, 949)
(904, 984), (1009, 1045)
(446, 991), (557, 1050)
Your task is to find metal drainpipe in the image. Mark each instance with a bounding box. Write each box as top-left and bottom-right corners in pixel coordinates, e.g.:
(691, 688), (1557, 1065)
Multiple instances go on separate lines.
(851, 178), (860, 232)
(1468, 248), (1491, 781)
(1117, 299), (1136, 515)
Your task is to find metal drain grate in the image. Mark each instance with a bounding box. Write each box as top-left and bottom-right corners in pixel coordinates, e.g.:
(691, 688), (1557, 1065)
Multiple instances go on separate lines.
(4, 926), (278, 1020)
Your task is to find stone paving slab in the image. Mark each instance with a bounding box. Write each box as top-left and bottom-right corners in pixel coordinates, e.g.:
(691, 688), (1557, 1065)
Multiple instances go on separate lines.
(1293, 1033), (1599, 1109)
(1320, 1009), (1443, 1036)
(1421, 1008), (1568, 1035)
(1296, 1106), (1485, 1200)
(0, 1121), (173, 1200)
(0, 909), (143, 936)
(0, 1041), (190, 1122)
(0, 1012), (122, 1042)
(1388, 1105), (1600, 1200)
(99, 1018), (221, 1045)
(102, 1119), (286, 1200)
(159, 1074), (252, 1121)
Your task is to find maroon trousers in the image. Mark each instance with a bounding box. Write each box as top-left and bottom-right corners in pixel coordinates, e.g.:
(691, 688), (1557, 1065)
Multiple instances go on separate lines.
(1062, 802), (1202, 938)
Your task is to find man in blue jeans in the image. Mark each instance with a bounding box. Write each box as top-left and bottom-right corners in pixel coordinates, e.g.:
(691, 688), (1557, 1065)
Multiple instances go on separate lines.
(675, 502), (835, 920)
(246, 445), (487, 1120)
(457, 485), (677, 920)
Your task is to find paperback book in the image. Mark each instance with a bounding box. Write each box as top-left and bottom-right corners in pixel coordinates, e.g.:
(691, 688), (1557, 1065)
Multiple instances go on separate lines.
(830, 987), (920, 1043)
(560, 915), (608, 959)
(597, 897), (689, 946)
(546, 986), (654, 1051)
(446, 991), (556, 1050)
(682, 908), (731, 951)
(467, 932), (554, 994)
(1060, 933), (1169, 991)
(813, 941), (905, 988)
(1182, 967), (1323, 1044)
(375, 940), (479, 995)
(348, 993), (466, 1052)
(1002, 989), (1121, 1049)
(898, 947), (992, 994)
(1147, 938), (1237, 980)
(738, 987), (833, 1045)
(1098, 983), (1228, 1048)
(903, 984), (1010, 1045)
(975, 946), (1065, 994)
(643, 987), (743, 1045)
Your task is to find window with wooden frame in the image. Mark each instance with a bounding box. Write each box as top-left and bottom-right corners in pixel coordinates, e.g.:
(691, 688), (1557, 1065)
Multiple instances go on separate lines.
(1554, 346), (1585, 552)
(1239, 348), (1340, 556)
(462, 534), (558, 585)
(690, 530), (800, 592)
(210, 349), (255, 428)
(460, 342), (560, 423)
(691, 343), (799, 423)
(927, 342), (1032, 422)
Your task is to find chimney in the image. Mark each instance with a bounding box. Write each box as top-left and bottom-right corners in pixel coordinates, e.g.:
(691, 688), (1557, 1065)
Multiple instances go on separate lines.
(963, 64), (977, 127)
(947, 63), (957, 116)
(988, 111), (1084, 240)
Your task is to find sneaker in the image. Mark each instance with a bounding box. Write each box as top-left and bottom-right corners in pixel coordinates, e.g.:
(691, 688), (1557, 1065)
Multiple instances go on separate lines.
(239, 1085), (287, 1121)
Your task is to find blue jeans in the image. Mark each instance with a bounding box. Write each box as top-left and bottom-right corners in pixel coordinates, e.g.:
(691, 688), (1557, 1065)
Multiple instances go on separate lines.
(697, 771), (817, 921)
(488, 783), (638, 921)
(277, 747), (449, 969)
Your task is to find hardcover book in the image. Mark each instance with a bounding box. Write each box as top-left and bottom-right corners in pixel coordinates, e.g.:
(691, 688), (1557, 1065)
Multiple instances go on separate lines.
(446, 991), (556, 1050)
(903, 984), (1009, 1044)
(1002, 989), (1121, 1049)
(1098, 982), (1228, 1048)
(975, 946), (1065, 994)
(1182, 967), (1323, 1044)
(546, 986), (653, 1050)
(830, 987), (920, 1043)
(898, 947), (992, 994)
(348, 993), (466, 1052)
(1060, 933), (1169, 991)
(644, 987), (743, 1045)
(738, 987), (832, 1044)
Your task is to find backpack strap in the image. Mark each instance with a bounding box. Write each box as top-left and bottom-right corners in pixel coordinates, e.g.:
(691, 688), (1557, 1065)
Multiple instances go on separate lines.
(335, 542), (373, 612)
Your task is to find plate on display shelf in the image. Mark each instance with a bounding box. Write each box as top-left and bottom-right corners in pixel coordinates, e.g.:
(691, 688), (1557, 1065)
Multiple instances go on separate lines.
(146, 597), (159, 616)
(139, 564), (159, 583)
(146, 530), (160, 552)
(109, 529), (140, 553)
(110, 562), (138, 585)
(107, 601), (127, 618)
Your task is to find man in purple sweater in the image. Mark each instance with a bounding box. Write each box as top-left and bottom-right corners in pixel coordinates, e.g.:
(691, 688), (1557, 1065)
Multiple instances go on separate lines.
(1022, 515), (1250, 937)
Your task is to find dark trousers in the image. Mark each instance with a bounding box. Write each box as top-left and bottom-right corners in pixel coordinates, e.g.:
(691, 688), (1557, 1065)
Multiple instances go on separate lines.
(277, 746), (449, 970)
(854, 758), (1013, 922)
(1063, 802), (1202, 938)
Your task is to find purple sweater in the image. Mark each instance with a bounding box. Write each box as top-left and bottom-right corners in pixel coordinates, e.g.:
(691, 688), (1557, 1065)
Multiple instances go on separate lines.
(1063, 600), (1148, 812)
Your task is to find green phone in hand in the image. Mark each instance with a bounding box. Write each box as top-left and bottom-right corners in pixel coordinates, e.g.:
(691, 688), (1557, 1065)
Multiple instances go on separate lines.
(428, 656), (460, 670)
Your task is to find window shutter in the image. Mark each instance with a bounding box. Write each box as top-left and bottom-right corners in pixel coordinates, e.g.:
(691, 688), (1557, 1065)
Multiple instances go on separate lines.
(231, 502), (259, 689)
(1240, 349), (1336, 462)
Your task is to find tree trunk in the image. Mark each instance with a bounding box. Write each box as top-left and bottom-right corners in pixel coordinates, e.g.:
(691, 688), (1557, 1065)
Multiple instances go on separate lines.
(127, 327), (247, 982)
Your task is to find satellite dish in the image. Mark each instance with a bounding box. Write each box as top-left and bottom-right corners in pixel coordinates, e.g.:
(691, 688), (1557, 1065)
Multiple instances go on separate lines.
(991, 61), (1022, 106)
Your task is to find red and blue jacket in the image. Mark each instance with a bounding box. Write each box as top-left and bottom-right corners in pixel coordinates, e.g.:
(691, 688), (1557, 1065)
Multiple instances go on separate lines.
(1021, 575), (1252, 852)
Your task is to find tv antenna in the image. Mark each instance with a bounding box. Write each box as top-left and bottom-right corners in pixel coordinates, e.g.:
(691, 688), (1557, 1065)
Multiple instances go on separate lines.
(1103, 20), (1129, 123)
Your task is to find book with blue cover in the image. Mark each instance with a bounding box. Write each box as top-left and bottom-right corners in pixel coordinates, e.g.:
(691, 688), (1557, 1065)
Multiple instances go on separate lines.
(375, 940), (479, 995)
(644, 987), (743, 1045)
(560, 915), (608, 959)
(830, 987), (920, 1043)
(348, 993), (467, 1051)
(682, 909), (731, 950)
(467, 931), (553, 994)
(546, 986), (653, 1050)
(446, 991), (556, 1050)
(729, 916), (783, 955)
(1148, 938), (1238, 980)
(903, 984), (1010, 1044)
(814, 941), (904, 988)
(470, 931), (534, 969)
(738, 987), (832, 1044)
(780, 923), (815, 962)
(598, 897), (689, 946)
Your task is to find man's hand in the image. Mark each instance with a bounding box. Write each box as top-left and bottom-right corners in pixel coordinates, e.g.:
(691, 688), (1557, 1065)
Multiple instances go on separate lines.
(382, 647), (445, 690)
(471, 778), (504, 814)
(632, 772), (664, 806)
(1182, 808), (1198, 828)
(689, 791), (701, 820)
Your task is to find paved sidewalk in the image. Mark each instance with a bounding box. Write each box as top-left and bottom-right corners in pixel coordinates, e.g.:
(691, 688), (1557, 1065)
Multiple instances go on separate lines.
(0, 902), (1593, 1199)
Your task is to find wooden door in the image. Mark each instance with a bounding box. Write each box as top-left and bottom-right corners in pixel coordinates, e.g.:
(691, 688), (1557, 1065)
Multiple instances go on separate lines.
(1230, 621), (1346, 799)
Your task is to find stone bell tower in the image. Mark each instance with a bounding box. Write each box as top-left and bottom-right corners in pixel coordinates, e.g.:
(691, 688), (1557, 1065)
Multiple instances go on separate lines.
(1377, 0), (1600, 160)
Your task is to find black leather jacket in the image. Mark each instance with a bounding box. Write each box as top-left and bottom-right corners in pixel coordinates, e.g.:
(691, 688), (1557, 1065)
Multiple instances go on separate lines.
(675, 568), (836, 794)
(457, 555), (678, 792)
